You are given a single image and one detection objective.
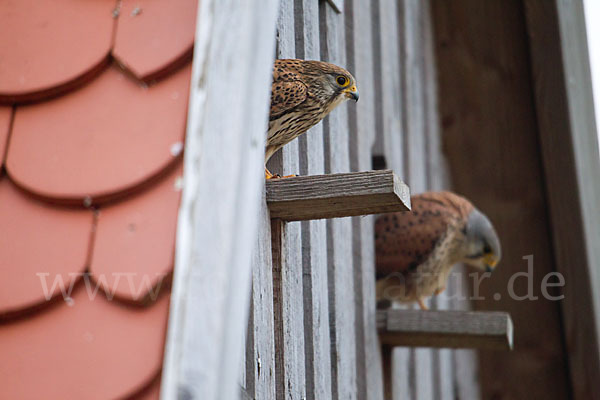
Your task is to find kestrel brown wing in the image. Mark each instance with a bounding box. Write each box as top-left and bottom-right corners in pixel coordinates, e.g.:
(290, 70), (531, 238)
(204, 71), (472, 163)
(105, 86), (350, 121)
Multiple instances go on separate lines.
(270, 67), (307, 120)
(375, 193), (468, 279)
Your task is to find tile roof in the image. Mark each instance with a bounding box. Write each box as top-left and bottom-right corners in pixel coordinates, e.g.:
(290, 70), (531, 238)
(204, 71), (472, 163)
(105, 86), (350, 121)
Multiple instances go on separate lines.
(0, 0), (196, 398)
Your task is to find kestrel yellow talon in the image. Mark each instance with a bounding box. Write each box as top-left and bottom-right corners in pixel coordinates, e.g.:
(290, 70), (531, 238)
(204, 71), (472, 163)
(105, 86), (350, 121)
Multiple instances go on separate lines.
(374, 191), (502, 310)
(265, 167), (278, 180)
(264, 167), (297, 180)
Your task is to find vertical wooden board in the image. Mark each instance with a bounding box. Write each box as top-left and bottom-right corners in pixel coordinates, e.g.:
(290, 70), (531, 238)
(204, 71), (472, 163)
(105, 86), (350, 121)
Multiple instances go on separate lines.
(402, 0), (428, 194)
(400, 1), (434, 399)
(421, 1), (454, 399)
(294, 1), (333, 399)
(160, 1), (279, 399)
(269, 3), (306, 400)
(446, 272), (482, 400)
(347, 1), (383, 399)
(374, 0), (404, 176)
(320, 3), (357, 400)
(387, 1), (412, 398)
(246, 194), (276, 400)
(391, 347), (411, 400)
(524, 1), (600, 398)
(432, 1), (571, 399)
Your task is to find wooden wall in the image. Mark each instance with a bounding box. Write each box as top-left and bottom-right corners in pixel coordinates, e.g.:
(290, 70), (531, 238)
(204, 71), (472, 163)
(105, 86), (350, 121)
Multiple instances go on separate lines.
(244, 1), (482, 399)
(432, 1), (573, 399)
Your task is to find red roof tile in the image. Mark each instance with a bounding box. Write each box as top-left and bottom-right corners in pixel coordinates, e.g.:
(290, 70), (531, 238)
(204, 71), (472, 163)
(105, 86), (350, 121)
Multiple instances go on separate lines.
(114, 0), (198, 82)
(90, 164), (182, 303)
(0, 286), (169, 400)
(0, 0), (196, 397)
(0, 107), (11, 164)
(6, 65), (189, 205)
(0, 175), (94, 318)
(0, 0), (115, 104)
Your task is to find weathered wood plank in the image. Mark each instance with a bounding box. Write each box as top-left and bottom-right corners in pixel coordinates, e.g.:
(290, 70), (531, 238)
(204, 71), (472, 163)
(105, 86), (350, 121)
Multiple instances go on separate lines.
(320, 2), (358, 400)
(524, 1), (600, 399)
(347, 0), (383, 399)
(246, 193), (276, 400)
(432, 1), (572, 398)
(420, 1), (455, 398)
(398, 1), (435, 399)
(378, 310), (514, 350)
(270, 3), (306, 400)
(373, 0), (404, 176)
(294, 1), (333, 399)
(160, 1), (279, 399)
(266, 170), (410, 221)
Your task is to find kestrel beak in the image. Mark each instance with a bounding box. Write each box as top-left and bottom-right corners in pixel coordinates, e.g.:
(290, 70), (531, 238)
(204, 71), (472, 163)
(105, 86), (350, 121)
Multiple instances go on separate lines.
(483, 253), (499, 272)
(343, 85), (359, 102)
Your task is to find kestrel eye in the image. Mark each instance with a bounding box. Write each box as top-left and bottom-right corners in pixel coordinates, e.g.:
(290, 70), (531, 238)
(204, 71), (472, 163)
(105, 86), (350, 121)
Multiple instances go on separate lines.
(336, 76), (349, 86)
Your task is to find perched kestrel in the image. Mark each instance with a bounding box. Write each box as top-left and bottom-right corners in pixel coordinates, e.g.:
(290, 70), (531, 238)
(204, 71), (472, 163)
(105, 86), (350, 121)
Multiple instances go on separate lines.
(375, 191), (501, 310)
(265, 59), (359, 178)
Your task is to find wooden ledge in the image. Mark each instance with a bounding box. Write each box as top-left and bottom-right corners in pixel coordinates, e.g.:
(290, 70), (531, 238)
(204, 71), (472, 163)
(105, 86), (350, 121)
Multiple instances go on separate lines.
(266, 170), (410, 221)
(377, 309), (513, 351)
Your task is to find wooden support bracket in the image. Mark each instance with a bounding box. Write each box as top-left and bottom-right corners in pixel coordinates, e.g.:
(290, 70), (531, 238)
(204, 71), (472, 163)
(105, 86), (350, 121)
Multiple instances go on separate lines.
(377, 309), (514, 351)
(266, 170), (410, 221)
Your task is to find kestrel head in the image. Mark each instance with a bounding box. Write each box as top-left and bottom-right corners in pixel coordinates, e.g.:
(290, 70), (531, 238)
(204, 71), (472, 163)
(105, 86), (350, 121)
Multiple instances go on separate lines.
(301, 60), (359, 107)
(460, 208), (502, 272)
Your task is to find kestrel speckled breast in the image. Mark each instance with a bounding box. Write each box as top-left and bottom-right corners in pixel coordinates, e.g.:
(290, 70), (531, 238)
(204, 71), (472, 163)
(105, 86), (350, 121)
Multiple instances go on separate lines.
(265, 59), (359, 178)
(375, 191), (501, 310)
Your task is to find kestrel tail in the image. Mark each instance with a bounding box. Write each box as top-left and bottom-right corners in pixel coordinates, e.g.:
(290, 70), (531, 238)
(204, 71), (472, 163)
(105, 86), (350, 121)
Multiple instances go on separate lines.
(375, 191), (501, 310)
(265, 59), (359, 179)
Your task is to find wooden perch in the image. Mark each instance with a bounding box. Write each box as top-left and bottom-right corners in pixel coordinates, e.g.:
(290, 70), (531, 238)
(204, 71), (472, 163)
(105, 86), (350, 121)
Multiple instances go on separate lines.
(377, 309), (514, 351)
(266, 170), (410, 221)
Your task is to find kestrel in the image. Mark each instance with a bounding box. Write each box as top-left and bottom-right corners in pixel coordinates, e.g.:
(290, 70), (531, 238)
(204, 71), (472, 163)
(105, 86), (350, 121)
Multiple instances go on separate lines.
(265, 59), (359, 178)
(375, 191), (501, 310)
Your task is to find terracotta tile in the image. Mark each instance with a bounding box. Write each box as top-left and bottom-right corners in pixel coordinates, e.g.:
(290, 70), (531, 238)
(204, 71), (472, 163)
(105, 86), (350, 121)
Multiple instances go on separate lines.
(0, 286), (169, 400)
(0, 0), (115, 104)
(114, 0), (197, 82)
(0, 176), (93, 318)
(90, 162), (182, 303)
(130, 375), (161, 400)
(0, 107), (11, 164)
(7, 64), (190, 205)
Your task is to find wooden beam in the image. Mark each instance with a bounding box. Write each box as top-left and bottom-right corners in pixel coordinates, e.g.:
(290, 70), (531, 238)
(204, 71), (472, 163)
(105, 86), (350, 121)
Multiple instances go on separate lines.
(160, 0), (279, 399)
(377, 309), (514, 351)
(524, 1), (600, 398)
(266, 170), (410, 221)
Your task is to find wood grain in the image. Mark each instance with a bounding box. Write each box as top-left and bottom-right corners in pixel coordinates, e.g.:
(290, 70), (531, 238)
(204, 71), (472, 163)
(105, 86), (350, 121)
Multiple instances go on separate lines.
(320, 2), (358, 399)
(378, 310), (514, 351)
(270, 3), (306, 399)
(294, 1), (333, 399)
(432, 0), (572, 398)
(524, 1), (600, 399)
(266, 170), (410, 221)
(399, 1), (434, 399)
(246, 194), (276, 400)
(347, 1), (383, 399)
(160, 1), (279, 399)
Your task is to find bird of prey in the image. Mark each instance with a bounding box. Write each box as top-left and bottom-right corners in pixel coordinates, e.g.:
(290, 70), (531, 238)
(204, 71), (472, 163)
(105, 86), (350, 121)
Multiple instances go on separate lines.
(265, 59), (359, 178)
(375, 191), (501, 310)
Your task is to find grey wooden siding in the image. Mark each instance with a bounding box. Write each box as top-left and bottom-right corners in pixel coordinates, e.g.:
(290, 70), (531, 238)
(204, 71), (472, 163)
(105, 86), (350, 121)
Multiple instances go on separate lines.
(245, 1), (481, 399)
